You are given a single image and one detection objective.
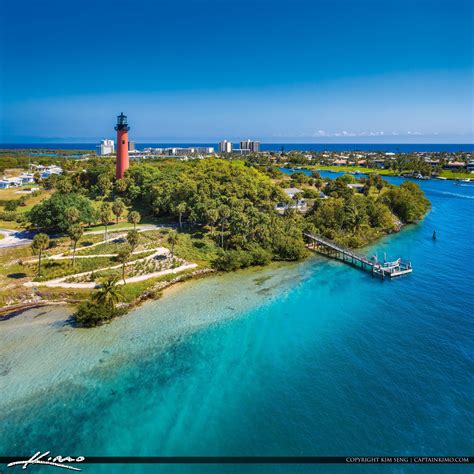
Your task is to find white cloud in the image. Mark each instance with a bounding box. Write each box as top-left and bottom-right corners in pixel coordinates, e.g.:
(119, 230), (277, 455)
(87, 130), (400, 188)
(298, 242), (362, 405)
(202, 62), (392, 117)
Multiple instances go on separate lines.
(312, 130), (329, 137)
(312, 130), (390, 137)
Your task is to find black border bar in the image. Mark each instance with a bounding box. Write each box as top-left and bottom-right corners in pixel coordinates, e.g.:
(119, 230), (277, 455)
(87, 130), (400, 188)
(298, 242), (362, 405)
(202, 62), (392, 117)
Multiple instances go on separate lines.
(1, 456), (473, 464)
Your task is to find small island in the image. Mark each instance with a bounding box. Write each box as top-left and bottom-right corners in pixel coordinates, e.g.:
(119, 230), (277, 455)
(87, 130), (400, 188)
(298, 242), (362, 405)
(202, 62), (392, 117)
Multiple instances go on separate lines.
(0, 149), (430, 326)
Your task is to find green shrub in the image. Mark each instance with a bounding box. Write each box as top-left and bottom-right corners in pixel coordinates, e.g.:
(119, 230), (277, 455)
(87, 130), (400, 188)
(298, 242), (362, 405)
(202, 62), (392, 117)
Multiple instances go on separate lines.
(5, 200), (19, 212)
(212, 246), (272, 271)
(74, 301), (123, 327)
(0, 211), (17, 221)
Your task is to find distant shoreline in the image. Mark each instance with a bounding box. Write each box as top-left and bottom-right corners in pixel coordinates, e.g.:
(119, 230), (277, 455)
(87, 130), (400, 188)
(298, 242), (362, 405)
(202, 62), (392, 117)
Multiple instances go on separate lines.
(287, 165), (473, 181)
(1, 143), (473, 152)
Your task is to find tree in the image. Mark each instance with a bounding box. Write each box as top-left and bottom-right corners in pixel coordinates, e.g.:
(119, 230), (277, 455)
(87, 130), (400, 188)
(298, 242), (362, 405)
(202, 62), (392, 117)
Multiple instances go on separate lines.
(92, 276), (123, 310)
(126, 229), (139, 251)
(176, 201), (187, 228)
(29, 193), (95, 232)
(218, 205), (231, 248)
(99, 202), (113, 241)
(55, 177), (73, 194)
(74, 300), (115, 327)
(115, 178), (128, 194)
(127, 210), (141, 230)
(64, 207), (80, 224)
(167, 232), (179, 259)
(97, 174), (113, 199)
(67, 224), (83, 268)
(112, 198), (126, 224)
(116, 244), (132, 284)
(43, 174), (58, 190)
(31, 233), (50, 278)
(379, 181), (430, 223)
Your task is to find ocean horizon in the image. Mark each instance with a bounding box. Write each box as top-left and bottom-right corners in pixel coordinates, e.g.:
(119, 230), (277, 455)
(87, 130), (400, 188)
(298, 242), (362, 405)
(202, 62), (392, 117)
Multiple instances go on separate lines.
(0, 143), (473, 153)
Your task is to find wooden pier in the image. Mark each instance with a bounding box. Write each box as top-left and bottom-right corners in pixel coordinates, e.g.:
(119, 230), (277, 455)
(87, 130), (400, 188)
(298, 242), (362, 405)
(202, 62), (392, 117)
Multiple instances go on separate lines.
(303, 233), (412, 279)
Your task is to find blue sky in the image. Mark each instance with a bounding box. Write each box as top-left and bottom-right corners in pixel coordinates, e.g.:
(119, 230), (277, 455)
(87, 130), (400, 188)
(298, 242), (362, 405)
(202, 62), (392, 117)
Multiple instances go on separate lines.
(0, 0), (472, 143)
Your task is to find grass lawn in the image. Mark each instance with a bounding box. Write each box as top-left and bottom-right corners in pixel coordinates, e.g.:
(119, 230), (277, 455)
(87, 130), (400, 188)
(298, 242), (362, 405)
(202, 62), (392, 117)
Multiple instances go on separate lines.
(119, 267), (197, 303)
(0, 187), (49, 202)
(0, 219), (21, 230)
(138, 227), (219, 266)
(120, 278), (161, 303)
(308, 165), (473, 180)
(439, 170), (473, 179)
(173, 229), (219, 266)
(78, 231), (161, 255)
(77, 239), (128, 255)
(32, 256), (115, 281)
(314, 165), (400, 176)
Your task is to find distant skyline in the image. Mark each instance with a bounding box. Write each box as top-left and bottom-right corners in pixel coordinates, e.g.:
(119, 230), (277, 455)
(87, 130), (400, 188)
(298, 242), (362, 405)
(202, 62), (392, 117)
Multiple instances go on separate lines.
(1, 0), (472, 143)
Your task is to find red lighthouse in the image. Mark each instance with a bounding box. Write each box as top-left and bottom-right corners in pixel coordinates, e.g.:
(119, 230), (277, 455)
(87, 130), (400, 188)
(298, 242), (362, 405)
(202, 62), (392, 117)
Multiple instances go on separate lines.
(115, 112), (130, 179)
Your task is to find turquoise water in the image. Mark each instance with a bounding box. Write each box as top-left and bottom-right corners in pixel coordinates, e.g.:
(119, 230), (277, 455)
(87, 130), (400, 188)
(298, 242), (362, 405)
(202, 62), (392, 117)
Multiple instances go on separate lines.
(0, 177), (473, 473)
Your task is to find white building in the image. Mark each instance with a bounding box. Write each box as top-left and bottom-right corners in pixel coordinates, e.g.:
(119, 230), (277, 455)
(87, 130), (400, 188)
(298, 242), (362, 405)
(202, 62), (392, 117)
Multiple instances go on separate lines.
(167, 147), (214, 156)
(219, 140), (232, 153)
(194, 147), (214, 154)
(19, 173), (35, 184)
(0, 177), (22, 188)
(240, 139), (260, 152)
(97, 139), (115, 156)
(275, 188), (307, 212)
(40, 165), (63, 179)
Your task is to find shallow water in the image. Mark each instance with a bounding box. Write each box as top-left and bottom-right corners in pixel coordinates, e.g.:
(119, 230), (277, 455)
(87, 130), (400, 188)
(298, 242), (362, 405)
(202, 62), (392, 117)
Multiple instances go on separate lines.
(0, 177), (473, 473)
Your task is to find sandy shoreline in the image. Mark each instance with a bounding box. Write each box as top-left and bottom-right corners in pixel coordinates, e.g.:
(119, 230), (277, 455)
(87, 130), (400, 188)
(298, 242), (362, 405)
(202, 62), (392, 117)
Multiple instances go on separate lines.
(0, 266), (215, 322)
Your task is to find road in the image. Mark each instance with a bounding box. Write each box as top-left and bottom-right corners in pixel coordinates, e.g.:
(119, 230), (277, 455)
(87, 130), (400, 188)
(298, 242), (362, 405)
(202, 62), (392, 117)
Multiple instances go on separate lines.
(0, 229), (36, 249)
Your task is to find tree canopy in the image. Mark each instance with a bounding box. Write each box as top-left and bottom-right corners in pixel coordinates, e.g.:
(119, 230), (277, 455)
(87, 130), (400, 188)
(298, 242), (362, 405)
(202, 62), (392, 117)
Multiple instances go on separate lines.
(29, 193), (95, 231)
(117, 159), (307, 266)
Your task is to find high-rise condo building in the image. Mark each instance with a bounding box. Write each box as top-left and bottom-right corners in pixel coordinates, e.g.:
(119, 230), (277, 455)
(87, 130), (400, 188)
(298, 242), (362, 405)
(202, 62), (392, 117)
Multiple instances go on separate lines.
(97, 139), (115, 156)
(128, 141), (136, 152)
(240, 140), (260, 152)
(219, 140), (232, 153)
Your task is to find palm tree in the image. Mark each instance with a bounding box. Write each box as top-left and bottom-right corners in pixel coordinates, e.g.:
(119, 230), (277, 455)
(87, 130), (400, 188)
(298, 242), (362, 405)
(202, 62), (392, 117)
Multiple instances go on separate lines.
(167, 232), (179, 259)
(176, 202), (187, 228)
(99, 202), (112, 241)
(116, 244), (132, 284)
(127, 210), (141, 230)
(31, 233), (50, 278)
(67, 224), (84, 268)
(92, 276), (122, 310)
(126, 229), (139, 252)
(112, 198), (126, 224)
(64, 207), (80, 224)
